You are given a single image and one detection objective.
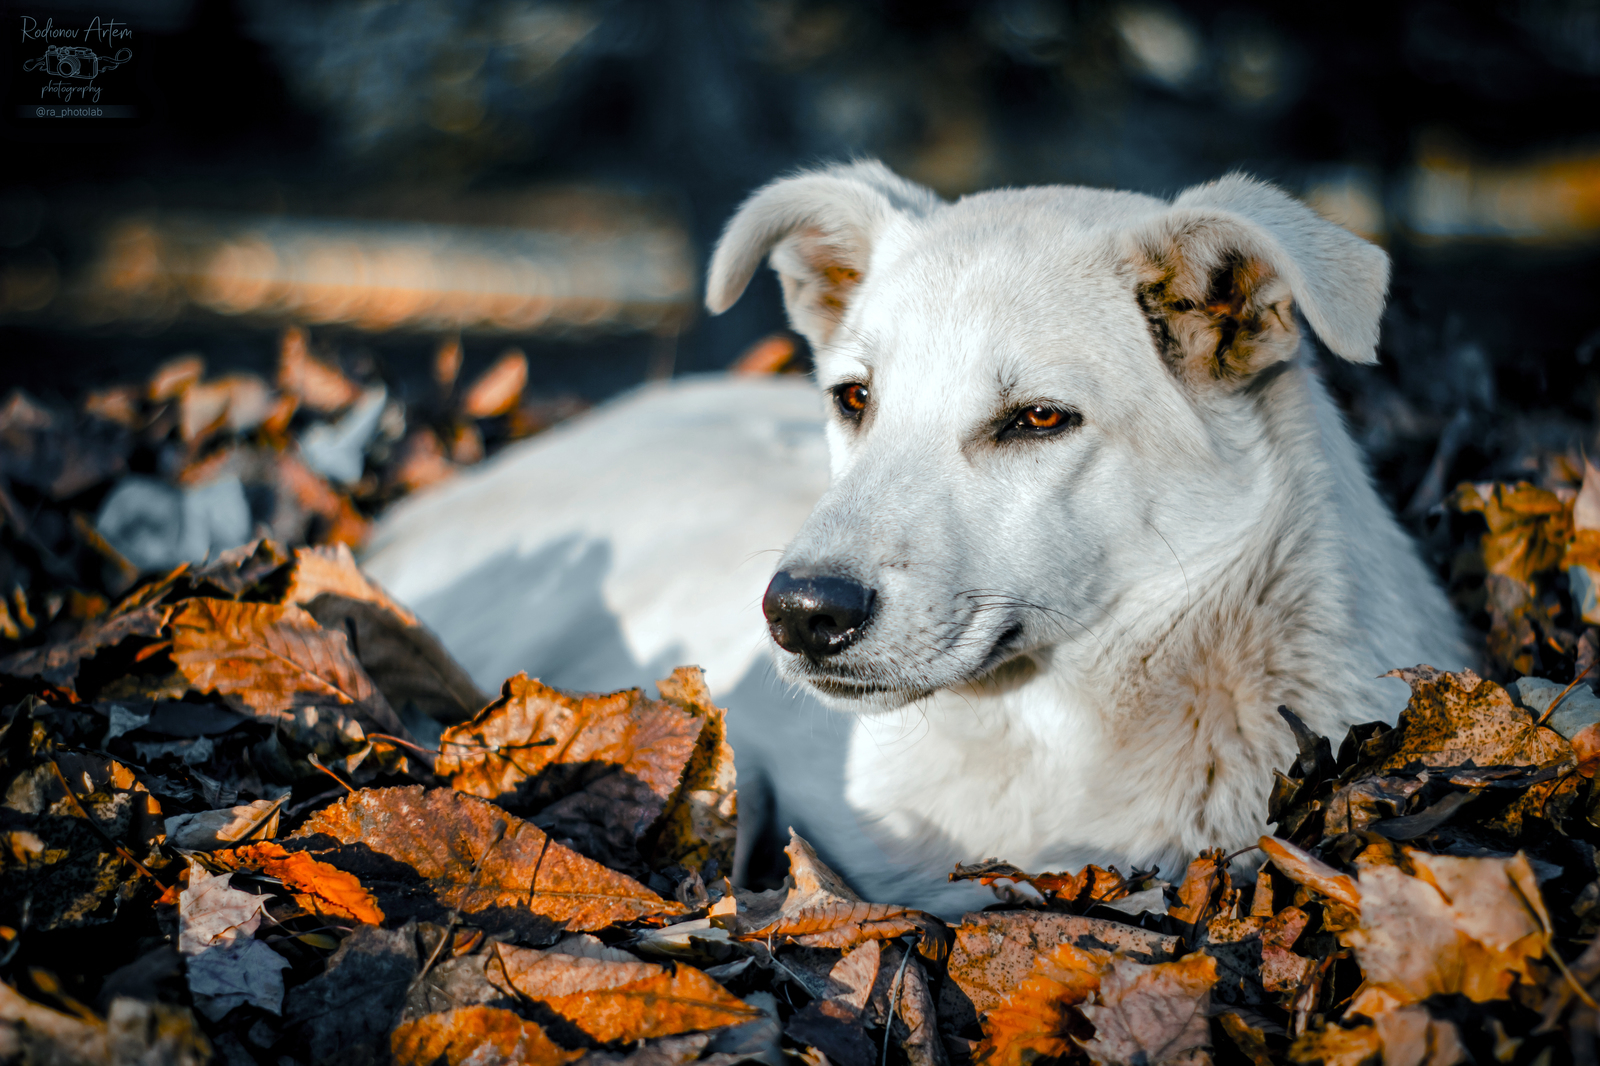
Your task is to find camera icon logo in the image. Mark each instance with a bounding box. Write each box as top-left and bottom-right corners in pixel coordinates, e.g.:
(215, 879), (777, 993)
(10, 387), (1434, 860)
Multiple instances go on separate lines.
(25, 45), (132, 80)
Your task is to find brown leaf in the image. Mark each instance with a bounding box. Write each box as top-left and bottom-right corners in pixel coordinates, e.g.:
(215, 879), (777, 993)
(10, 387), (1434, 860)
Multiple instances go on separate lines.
(279, 326), (360, 412)
(1078, 954), (1219, 1066)
(169, 597), (406, 737)
(1217, 1012), (1277, 1066)
(941, 911), (1181, 1033)
(437, 673), (703, 870)
(1169, 848), (1230, 927)
(0, 603), (172, 687)
(1452, 481), (1573, 584)
(461, 349), (529, 418)
(148, 354), (204, 402)
(1381, 666), (1572, 772)
(973, 941), (1103, 1066)
(391, 1006), (581, 1066)
(289, 786), (683, 940)
(948, 860), (1128, 909)
(0, 983), (211, 1066)
(1287, 1023), (1381, 1066)
(734, 831), (951, 963)
(225, 841), (385, 925)
(286, 544), (486, 723)
(1259, 837), (1362, 912)
(488, 942), (761, 1042)
(648, 667), (738, 878)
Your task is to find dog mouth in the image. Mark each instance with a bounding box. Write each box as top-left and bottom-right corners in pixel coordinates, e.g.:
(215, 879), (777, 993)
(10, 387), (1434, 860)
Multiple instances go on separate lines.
(789, 621), (1028, 705)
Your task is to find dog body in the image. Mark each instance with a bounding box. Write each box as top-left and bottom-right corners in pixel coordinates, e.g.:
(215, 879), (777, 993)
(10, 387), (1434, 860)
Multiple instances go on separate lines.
(366, 163), (1466, 912)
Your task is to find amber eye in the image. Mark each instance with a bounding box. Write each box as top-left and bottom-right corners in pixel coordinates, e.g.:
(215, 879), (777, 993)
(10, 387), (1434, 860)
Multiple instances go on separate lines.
(1021, 406), (1066, 429)
(834, 382), (869, 417)
(1000, 404), (1080, 440)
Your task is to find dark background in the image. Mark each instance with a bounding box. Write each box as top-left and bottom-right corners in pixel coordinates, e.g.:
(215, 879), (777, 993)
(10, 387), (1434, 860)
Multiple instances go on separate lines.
(4, 0), (1600, 515)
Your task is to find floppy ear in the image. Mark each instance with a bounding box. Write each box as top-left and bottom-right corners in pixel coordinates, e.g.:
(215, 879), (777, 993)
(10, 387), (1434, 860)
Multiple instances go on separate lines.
(1126, 173), (1389, 388)
(705, 160), (942, 349)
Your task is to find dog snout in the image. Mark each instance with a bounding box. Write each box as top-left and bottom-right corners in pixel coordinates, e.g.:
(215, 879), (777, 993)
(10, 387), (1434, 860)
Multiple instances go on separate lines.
(763, 571), (876, 657)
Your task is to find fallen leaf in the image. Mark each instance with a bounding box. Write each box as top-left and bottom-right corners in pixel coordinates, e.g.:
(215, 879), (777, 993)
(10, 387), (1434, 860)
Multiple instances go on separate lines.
(391, 1006), (581, 1066)
(169, 597), (407, 736)
(1342, 851), (1550, 1004)
(1452, 481), (1572, 585)
(648, 667), (739, 878)
(279, 327), (360, 412)
(941, 911), (1181, 1033)
(1078, 954), (1219, 1066)
(974, 940), (1103, 1066)
(734, 831), (950, 963)
(187, 938), (292, 1020)
(0, 603), (172, 687)
(488, 941), (761, 1042)
(163, 799), (280, 850)
(1169, 848), (1230, 927)
(288, 786), (683, 939)
(283, 922), (418, 1065)
(178, 863), (265, 955)
(225, 840), (385, 925)
(0, 984), (211, 1066)
(436, 673), (703, 868)
(949, 859), (1128, 909)
(1288, 1023), (1381, 1066)
(1371, 1005), (1468, 1066)
(148, 354), (204, 402)
(1380, 666), (1571, 772)
(283, 543), (417, 625)
(460, 349), (529, 418)
(1259, 837), (1362, 911)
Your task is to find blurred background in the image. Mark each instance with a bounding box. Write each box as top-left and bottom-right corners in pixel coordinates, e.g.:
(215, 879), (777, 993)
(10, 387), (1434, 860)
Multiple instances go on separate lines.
(4, 0), (1600, 675)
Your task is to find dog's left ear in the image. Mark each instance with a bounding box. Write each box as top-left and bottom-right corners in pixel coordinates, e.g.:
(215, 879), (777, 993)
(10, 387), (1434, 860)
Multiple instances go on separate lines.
(1126, 173), (1389, 387)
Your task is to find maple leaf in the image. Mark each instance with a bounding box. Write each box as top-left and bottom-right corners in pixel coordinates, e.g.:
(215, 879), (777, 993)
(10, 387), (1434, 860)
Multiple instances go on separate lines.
(1168, 848), (1230, 927)
(224, 841), (385, 925)
(1077, 954), (1219, 1066)
(391, 1006), (581, 1066)
(973, 940), (1103, 1066)
(1380, 666), (1571, 772)
(1452, 481), (1573, 584)
(288, 786), (684, 940)
(168, 597), (408, 737)
(1342, 850), (1551, 1005)
(0, 603), (172, 687)
(488, 942), (762, 1042)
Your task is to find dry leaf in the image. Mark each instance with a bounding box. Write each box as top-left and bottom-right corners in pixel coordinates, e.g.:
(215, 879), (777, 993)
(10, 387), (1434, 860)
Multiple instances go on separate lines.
(735, 831), (950, 963)
(391, 1006), (581, 1066)
(169, 597), (406, 736)
(1342, 851), (1550, 1004)
(148, 354), (204, 402)
(1078, 954), (1219, 1066)
(279, 327), (360, 412)
(1168, 848), (1230, 926)
(284, 543), (417, 625)
(1452, 481), (1573, 584)
(1380, 666), (1571, 772)
(942, 911), (1181, 1032)
(0, 603), (172, 686)
(488, 942), (761, 1042)
(974, 941), (1103, 1066)
(288, 786), (683, 939)
(226, 841), (385, 925)
(461, 349), (529, 418)
(648, 667), (738, 877)
(0, 984), (211, 1066)
(163, 799), (280, 850)
(1258, 837), (1362, 912)
(1288, 1023), (1382, 1066)
(948, 859), (1128, 909)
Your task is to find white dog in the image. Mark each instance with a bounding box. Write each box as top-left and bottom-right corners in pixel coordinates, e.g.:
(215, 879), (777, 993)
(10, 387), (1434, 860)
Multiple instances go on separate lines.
(365, 161), (1466, 913)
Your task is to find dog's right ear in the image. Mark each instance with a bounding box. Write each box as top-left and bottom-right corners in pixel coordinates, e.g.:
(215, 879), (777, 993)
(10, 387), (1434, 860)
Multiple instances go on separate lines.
(705, 161), (941, 349)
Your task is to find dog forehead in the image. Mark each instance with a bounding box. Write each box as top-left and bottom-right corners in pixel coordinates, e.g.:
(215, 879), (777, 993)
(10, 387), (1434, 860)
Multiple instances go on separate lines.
(831, 188), (1169, 396)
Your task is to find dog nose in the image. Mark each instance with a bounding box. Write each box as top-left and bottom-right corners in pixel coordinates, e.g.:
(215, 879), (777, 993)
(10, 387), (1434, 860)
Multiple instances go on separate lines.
(763, 571), (876, 657)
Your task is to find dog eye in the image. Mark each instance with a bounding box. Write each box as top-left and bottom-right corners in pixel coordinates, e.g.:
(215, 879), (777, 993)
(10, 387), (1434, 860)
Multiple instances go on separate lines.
(833, 383), (869, 419)
(1000, 405), (1081, 440)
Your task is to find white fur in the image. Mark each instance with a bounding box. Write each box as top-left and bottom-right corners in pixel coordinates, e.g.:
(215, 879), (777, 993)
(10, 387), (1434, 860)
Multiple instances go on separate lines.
(365, 162), (1466, 915)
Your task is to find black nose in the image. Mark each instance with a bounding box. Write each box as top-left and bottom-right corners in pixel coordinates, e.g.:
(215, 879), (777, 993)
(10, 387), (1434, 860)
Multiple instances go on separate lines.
(763, 571), (876, 657)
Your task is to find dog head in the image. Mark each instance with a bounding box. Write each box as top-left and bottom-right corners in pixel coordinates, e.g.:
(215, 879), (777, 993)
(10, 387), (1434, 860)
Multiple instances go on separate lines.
(707, 161), (1389, 710)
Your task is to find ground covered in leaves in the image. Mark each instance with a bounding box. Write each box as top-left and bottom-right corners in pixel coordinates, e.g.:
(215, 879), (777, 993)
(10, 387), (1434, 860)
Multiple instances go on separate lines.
(10, 345), (1600, 1064)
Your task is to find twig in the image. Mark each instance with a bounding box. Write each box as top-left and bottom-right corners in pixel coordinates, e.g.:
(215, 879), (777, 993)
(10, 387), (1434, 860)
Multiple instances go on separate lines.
(366, 733), (442, 757)
(408, 819), (507, 998)
(882, 940), (914, 1066)
(1537, 660), (1598, 727)
(1551, 938), (1600, 1011)
(306, 754), (354, 793)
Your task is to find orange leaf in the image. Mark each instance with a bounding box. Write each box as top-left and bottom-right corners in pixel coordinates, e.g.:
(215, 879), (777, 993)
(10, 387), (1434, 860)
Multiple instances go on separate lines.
(1167, 848), (1230, 926)
(974, 941), (1104, 1066)
(391, 1006), (580, 1066)
(283, 544), (418, 626)
(460, 349), (529, 418)
(290, 786), (683, 939)
(226, 841), (384, 925)
(279, 327), (359, 412)
(648, 667), (738, 877)
(436, 673), (702, 831)
(168, 598), (401, 734)
(949, 860), (1128, 908)
(1078, 954), (1219, 1065)
(489, 943), (761, 1042)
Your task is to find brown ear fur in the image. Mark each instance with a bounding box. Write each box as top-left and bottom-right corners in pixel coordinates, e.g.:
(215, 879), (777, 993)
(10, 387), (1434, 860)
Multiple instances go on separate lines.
(1131, 233), (1300, 389)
